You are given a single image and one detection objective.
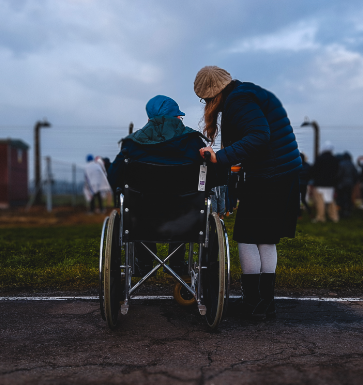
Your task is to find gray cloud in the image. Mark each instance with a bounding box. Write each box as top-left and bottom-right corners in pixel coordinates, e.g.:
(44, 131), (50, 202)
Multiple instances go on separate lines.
(1, 0), (363, 173)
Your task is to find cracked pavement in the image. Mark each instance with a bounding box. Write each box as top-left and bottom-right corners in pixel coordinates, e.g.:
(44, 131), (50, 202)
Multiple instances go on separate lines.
(1, 298), (363, 384)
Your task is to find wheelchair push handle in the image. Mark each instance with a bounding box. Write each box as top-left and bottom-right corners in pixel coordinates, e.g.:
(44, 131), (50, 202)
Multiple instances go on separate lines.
(203, 151), (211, 162)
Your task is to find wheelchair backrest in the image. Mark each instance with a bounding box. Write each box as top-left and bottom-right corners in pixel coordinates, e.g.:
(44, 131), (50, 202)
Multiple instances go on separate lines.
(122, 161), (206, 243)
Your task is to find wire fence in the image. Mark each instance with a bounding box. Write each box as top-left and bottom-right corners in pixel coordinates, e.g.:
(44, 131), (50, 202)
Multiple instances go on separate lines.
(3, 122), (363, 211)
(28, 158), (86, 208)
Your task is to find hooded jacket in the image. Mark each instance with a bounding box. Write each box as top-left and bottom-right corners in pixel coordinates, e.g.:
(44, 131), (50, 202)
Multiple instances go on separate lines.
(216, 81), (302, 179)
(108, 116), (226, 190)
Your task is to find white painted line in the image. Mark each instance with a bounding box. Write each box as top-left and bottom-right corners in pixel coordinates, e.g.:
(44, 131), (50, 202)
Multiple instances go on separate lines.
(0, 295), (362, 302)
(275, 296), (363, 302)
(0, 296), (99, 301)
(132, 296), (174, 300)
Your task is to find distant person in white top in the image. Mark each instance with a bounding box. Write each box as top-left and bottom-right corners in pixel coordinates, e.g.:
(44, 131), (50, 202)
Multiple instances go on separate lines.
(311, 141), (340, 223)
(84, 154), (111, 213)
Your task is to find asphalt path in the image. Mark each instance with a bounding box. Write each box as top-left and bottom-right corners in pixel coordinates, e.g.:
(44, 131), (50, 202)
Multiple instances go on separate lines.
(1, 298), (363, 385)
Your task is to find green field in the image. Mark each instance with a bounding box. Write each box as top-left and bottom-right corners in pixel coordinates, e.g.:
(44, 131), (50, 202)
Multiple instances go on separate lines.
(1, 210), (363, 290)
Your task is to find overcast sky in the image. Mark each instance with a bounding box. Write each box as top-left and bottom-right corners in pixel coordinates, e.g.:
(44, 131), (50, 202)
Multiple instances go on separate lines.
(1, 0), (363, 178)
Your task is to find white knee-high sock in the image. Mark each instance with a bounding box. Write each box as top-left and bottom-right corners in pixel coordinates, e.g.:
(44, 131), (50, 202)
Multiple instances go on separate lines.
(238, 243), (261, 274)
(257, 244), (277, 273)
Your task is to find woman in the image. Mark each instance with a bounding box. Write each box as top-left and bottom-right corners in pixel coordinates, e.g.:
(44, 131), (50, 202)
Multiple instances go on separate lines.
(194, 66), (302, 319)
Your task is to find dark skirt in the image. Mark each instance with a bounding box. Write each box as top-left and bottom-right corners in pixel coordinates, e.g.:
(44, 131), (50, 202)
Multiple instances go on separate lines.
(233, 173), (300, 244)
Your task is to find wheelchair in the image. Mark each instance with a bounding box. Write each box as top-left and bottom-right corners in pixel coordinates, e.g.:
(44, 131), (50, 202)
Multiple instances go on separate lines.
(98, 152), (230, 330)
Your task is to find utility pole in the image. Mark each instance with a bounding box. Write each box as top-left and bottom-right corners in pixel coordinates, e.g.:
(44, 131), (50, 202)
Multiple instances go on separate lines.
(72, 163), (77, 207)
(45, 156), (52, 212)
(300, 117), (320, 162)
(34, 119), (51, 205)
(129, 122), (134, 135)
(118, 122), (134, 148)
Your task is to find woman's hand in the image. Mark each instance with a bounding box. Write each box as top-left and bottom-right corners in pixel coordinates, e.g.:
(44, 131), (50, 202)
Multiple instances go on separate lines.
(199, 146), (217, 163)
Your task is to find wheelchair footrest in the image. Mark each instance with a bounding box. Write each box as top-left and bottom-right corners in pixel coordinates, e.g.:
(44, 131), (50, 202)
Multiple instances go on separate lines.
(198, 304), (207, 316)
(121, 303), (129, 315)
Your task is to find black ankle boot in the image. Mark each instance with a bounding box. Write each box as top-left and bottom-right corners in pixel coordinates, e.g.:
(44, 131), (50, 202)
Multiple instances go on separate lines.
(240, 274), (265, 319)
(259, 273), (276, 318)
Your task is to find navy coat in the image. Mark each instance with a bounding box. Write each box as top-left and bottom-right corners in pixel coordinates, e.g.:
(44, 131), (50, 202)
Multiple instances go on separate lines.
(216, 81), (302, 179)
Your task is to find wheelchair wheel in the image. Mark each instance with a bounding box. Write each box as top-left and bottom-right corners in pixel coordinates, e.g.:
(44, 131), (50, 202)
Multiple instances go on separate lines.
(99, 216), (109, 321)
(202, 213), (225, 330)
(173, 279), (196, 306)
(104, 209), (123, 329)
(220, 219), (231, 315)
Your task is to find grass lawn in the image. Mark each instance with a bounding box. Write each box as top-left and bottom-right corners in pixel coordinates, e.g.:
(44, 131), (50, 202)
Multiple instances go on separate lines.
(1, 210), (363, 290)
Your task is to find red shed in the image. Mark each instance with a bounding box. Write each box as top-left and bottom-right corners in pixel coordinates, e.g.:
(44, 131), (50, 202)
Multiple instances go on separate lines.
(0, 139), (29, 208)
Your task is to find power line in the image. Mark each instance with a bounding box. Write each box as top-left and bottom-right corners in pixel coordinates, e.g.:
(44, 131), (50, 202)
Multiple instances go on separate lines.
(0, 125), (137, 129)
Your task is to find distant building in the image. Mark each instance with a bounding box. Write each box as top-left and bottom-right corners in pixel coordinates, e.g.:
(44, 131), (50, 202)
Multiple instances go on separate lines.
(0, 139), (29, 208)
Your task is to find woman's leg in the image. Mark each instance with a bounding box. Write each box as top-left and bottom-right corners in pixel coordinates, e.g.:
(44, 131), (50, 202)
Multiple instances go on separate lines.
(238, 243), (263, 317)
(258, 244), (277, 273)
(238, 243), (261, 274)
(238, 243), (277, 318)
(238, 243), (277, 274)
(257, 244), (277, 318)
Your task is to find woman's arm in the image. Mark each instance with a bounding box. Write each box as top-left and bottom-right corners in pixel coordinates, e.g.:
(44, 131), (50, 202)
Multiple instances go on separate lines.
(216, 95), (270, 166)
(199, 146), (217, 163)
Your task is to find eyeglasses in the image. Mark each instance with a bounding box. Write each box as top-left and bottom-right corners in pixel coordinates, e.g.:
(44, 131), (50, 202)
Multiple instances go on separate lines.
(179, 116), (183, 121)
(200, 98), (212, 104)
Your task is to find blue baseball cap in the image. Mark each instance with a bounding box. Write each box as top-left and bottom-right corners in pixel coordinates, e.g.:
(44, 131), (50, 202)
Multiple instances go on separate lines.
(146, 95), (185, 119)
(86, 154), (94, 162)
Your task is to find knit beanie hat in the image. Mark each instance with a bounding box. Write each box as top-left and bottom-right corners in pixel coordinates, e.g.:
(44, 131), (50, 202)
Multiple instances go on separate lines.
(194, 66), (232, 99)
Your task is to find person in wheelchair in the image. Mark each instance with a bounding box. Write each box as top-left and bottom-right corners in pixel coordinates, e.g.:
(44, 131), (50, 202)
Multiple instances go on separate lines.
(108, 95), (225, 277)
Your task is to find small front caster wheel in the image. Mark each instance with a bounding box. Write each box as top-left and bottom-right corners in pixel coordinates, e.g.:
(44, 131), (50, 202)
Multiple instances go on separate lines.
(173, 280), (196, 306)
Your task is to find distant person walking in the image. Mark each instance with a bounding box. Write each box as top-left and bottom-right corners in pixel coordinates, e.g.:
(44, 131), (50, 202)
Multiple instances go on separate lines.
(336, 152), (358, 218)
(299, 153), (312, 216)
(84, 154), (111, 214)
(358, 156), (363, 208)
(211, 185), (226, 219)
(311, 141), (339, 223)
(194, 66), (302, 319)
